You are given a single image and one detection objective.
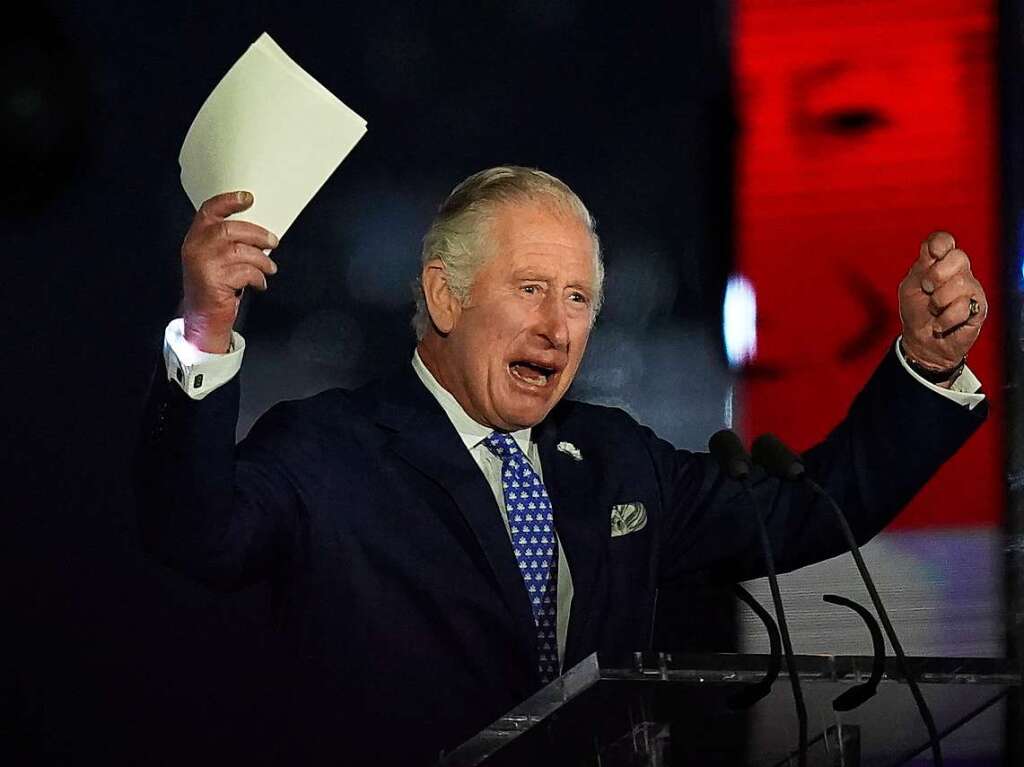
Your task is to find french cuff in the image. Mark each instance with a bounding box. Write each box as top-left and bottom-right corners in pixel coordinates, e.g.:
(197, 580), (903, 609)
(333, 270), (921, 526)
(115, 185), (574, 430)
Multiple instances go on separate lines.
(163, 318), (245, 400)
(894, 336), (984, 411)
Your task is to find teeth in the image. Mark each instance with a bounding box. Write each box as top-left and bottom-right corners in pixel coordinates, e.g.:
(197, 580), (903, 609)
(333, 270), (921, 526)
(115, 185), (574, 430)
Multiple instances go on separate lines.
(510, 364), (549, 386)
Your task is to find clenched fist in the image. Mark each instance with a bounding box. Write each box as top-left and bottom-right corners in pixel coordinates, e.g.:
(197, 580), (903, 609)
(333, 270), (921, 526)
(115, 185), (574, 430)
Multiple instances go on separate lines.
(182, 191), (280, 353)
(899, 231), (987, 386)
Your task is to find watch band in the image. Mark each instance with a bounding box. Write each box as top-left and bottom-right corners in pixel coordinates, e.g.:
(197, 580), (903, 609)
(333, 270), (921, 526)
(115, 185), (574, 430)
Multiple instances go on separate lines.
(899, 339), (966, 384)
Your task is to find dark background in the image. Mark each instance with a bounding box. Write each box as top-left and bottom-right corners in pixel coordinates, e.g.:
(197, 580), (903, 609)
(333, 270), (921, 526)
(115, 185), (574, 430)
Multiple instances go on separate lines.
(3, 3), (737, 764)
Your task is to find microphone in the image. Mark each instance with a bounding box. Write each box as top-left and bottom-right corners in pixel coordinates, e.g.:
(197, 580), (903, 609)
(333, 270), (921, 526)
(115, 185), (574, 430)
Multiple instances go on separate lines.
(748, 433), (803, 480)
(708, 429), (808, 767)
(708, 429), (753, 480)
(751, 433), (944, 766)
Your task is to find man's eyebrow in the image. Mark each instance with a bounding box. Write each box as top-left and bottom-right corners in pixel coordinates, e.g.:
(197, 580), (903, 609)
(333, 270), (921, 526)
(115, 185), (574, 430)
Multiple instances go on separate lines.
(510, 270), (593, 293)
(512, 269), (550, 280)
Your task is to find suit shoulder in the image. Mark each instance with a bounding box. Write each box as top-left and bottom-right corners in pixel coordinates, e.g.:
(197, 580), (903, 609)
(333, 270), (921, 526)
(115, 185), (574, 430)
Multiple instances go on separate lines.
(244, 386), (366, 446)
(551, 398), (652, 442)
(258, 386), (357, 419)
(552, 398), (702, 473)
(554, 397), (644, 426)
(271, 386), (358, 416)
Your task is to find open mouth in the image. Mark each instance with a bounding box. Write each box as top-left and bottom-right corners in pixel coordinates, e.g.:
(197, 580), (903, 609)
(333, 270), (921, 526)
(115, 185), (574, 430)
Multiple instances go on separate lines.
(509, 360), (558, 387)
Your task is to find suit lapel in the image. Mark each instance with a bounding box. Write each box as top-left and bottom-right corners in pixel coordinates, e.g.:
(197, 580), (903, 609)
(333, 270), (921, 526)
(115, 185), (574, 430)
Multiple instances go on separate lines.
(366, 368), (539, 665)
(535, 416), (608, 667)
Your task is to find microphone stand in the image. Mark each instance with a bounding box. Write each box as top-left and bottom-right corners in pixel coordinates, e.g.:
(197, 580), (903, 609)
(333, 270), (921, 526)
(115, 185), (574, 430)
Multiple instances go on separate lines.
(730, 583), (783, 710)
(753, 433), (943, 767)
(709, 430), (808, 767)
(754, 490), (809, 767)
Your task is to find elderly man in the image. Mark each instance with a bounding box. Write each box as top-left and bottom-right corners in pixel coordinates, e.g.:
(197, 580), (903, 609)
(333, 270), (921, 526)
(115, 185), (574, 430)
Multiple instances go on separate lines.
(137, 167), (987, 764)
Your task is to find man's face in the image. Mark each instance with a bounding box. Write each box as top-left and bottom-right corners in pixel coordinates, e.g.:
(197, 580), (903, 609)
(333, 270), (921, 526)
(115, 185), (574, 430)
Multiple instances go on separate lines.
(435, 201), (597, 431)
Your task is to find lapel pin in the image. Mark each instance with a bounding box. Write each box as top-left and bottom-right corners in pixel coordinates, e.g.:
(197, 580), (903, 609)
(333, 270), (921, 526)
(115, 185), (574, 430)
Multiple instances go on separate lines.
(557, 441), (583, 461)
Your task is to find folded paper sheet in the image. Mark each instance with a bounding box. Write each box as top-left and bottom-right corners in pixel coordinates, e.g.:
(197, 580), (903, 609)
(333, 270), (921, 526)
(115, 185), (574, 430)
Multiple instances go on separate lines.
(179, 33), (367, 237)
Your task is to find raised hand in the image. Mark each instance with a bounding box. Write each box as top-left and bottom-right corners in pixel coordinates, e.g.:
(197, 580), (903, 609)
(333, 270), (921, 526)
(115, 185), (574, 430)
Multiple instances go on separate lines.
(898, 231), (987, 385)
(181, 191), (280, 353)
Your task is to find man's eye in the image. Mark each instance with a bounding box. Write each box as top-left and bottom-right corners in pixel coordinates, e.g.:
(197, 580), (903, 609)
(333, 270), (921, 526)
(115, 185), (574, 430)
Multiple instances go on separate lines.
(569, 292), (589, 304)
(522, 285), (540, 295)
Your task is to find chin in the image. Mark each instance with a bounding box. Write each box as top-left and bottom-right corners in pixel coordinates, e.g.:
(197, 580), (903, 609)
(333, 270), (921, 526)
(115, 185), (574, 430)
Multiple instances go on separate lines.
(499, 402), (555, 430)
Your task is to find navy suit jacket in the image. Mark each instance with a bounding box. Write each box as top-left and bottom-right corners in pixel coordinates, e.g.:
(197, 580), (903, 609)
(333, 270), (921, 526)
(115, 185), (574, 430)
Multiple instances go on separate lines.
(135, 348), (985, 764)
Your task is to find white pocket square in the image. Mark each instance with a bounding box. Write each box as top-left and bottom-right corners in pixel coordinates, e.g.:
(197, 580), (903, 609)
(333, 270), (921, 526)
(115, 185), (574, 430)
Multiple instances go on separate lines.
(610, 502), (647, 537)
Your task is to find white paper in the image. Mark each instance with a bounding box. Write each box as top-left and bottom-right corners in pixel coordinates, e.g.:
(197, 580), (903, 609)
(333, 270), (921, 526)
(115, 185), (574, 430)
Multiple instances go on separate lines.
(179, 32), (367, 238)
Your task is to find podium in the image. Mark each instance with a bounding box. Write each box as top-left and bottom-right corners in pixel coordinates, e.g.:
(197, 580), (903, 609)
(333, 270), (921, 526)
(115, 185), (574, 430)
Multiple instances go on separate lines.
(442, 652), (1021, 766)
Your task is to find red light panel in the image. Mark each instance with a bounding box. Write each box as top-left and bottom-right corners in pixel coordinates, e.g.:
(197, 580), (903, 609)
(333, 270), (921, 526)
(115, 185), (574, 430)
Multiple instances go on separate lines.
(734, 0), (1002, 527)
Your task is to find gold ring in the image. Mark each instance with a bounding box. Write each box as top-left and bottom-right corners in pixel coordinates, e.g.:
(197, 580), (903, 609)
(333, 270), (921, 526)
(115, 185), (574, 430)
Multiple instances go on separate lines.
(968, 297), (981, 317)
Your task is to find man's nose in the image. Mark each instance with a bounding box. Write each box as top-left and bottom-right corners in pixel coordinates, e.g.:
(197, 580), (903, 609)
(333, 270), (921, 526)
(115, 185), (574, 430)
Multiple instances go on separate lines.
(536, 294), (569, 349)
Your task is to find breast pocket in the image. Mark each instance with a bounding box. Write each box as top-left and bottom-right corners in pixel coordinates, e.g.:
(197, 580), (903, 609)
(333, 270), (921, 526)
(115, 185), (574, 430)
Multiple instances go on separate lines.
(610, 502), (647, 538)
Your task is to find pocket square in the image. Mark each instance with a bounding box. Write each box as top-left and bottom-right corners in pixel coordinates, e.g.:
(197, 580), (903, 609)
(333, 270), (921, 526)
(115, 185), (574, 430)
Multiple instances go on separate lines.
(610, 502), (647, 537)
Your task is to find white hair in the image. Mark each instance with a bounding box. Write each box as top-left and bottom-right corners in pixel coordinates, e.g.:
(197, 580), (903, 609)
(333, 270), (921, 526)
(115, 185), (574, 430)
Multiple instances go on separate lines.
(412, 166), (604, 339)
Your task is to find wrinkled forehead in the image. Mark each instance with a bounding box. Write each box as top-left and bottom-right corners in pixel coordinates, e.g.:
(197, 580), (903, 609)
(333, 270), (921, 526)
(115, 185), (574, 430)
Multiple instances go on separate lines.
(487, 199), (600, 276)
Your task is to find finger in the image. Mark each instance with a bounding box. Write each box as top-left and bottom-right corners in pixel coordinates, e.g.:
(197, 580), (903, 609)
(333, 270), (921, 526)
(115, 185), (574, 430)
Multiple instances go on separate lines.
(224, 263), (269, 292)
(913, 240), (932, 272)
(927, 231), (956, 260)
(223, 242), (278, 274)
(216, 219), (280, 251)
(186, 237), (278, 274)
(932, 294), (978, 335)
(199, 190), (255, 220)
(920, 249), (970, 294)
(927, 273), (971, 315)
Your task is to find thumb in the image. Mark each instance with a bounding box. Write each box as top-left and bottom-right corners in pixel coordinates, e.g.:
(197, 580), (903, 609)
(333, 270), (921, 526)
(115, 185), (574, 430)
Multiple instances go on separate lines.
(199, 190), (254, 220)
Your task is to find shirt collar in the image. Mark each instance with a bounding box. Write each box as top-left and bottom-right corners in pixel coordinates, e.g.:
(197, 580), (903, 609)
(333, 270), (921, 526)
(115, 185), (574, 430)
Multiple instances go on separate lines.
(411, 349), (532, 455)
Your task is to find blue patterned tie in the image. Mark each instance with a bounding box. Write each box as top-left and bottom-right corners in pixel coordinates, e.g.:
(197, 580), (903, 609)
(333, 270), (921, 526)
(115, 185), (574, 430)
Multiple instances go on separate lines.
(483, 432), (559, 683)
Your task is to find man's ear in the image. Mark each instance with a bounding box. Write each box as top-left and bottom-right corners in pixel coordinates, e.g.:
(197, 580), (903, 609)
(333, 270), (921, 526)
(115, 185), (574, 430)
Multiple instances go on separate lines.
(422, 259), (460, 335)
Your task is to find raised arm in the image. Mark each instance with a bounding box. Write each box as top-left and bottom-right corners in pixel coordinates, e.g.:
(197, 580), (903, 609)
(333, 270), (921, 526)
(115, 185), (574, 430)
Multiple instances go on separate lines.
(655, 231), (989, 585)
(134, 192), (289, 589)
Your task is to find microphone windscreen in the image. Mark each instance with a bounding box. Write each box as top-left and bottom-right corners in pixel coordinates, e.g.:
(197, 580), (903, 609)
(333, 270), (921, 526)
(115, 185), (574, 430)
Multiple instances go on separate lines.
(751, 434), (805, 480)
(708, 429), (752, 480)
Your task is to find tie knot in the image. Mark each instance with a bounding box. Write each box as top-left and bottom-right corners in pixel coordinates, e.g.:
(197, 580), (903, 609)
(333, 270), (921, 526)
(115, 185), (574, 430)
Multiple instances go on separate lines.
(484, 431), (522, 462)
